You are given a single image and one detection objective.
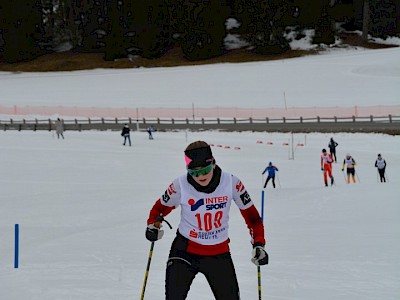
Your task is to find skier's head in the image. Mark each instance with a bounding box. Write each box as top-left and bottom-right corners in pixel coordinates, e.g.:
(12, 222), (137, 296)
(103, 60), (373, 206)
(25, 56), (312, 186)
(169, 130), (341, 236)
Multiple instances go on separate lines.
(124, 124), (128, 128)
(346, 153), (351, 159)
(269, 162), (272, 166)
(184, 141), (214, 169)
(322, 148), (327, 153)
(378, 153), (381, 158)
(185, 141), (215, 186)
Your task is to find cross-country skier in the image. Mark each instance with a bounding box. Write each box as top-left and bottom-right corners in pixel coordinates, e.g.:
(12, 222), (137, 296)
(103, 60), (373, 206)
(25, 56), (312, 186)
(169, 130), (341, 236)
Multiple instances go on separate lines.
(145, 140), (268, 300)
(342, 153), (357, 183)
(375, 153), (387, 182)
(147, 126), (155, 140)
(321, 148), (334, 186)
(262, 162), (279, 188)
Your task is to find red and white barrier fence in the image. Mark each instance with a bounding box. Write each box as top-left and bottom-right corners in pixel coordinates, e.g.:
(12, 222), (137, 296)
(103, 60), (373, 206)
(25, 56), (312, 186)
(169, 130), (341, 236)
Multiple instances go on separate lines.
(1, 105), (399, 119)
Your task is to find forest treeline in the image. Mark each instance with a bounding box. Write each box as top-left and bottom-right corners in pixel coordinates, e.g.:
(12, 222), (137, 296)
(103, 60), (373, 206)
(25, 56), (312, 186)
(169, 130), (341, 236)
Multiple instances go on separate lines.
(0, 0), (399, 63)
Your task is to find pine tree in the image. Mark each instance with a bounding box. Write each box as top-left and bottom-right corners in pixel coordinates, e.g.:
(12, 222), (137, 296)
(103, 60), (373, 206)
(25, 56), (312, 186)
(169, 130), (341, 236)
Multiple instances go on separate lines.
(1, 0), (43, 62)
(179, 0), (229, 60)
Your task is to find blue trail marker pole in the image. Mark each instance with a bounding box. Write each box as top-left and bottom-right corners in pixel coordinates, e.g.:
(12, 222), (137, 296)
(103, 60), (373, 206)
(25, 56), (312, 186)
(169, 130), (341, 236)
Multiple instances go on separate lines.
(14, 224), (19, 269)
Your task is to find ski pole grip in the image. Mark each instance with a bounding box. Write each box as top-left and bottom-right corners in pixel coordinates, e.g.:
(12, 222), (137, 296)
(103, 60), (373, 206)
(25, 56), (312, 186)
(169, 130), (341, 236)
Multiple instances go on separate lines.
(155, 215), (172, 229)
(154, 216), (163, 229)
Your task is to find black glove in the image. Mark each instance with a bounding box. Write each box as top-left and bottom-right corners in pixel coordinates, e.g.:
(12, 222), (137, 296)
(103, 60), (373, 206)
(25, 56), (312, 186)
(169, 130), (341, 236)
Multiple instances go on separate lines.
(145, 224), (164, 242)
(251, 243), (269, 266)
(321, 167), (324, 171)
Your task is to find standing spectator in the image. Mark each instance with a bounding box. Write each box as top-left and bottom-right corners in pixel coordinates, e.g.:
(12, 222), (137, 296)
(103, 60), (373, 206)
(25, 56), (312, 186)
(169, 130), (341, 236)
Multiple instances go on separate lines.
(328, 137), (338, 162)
(55, 118), (65, 139)
(147, 126), (154, 140)
(342, 153), (357, 184)
(145, 140), (268, 300)
(121, 124), (131, 146)
(375, 153), (387, 182)
(321, 148), (334, 186)
(261, 162), (279, 188)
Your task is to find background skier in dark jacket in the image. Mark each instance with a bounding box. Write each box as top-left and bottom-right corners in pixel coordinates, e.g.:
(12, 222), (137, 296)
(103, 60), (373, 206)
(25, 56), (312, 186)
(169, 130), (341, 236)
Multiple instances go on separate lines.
(262, 162), (279, 188)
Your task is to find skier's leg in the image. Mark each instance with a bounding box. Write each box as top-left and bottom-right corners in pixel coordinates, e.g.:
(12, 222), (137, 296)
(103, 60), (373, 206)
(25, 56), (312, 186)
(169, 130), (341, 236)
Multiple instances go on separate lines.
(166, 234), (197, 300)
(264, 177), (271, 188)
(323, 169), (328, 186)
(201, 253), (240, 300)
(272, 177), (276, 188)
(379, 169), (385, 182)
(166, 258), (197, 300)
(327, 167), (334, 185)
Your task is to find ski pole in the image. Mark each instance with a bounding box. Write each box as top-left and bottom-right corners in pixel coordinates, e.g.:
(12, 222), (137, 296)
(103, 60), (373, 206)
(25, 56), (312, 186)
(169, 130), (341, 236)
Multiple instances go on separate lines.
(342, 169), (347, 183)
(140, 241), (155, 300)
(355, 170), (360, 183)
(257, 266), (262, 300)
(140, 216), (172, 300)
(276, 173), (281, 188)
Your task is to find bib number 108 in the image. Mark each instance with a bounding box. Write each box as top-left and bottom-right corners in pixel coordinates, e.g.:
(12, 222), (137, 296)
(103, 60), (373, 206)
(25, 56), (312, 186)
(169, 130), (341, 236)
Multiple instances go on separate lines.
(194, 211), (223, 232)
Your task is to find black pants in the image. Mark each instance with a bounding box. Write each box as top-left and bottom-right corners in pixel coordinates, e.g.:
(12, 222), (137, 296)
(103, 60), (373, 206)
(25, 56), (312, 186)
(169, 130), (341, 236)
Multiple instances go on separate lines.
(123, 135), (131, 146)
(165, 233), (240, 300)
(264, 176), (275, 188)
(330, 149), (337, 162)
(346, 168), (355, 176)
(378, 168), (386, 182)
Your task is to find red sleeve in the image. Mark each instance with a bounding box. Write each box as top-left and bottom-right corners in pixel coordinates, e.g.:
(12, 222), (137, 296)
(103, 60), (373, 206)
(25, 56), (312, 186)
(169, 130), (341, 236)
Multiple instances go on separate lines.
(147, 199), (175, 225)
(240, 204), (266, 246)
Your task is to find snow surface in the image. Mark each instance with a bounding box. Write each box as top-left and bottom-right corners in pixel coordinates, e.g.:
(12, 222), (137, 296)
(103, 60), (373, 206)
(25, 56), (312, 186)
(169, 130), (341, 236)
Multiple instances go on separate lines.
(0, 47), (400, 300)
(0, 47), (399, 110)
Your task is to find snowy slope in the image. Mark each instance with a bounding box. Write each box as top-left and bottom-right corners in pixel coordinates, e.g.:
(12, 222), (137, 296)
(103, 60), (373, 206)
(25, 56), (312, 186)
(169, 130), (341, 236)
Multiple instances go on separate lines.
(0, 46), (399, 300)
(0, 47), (399, 110)
(0, 130), (399, 300)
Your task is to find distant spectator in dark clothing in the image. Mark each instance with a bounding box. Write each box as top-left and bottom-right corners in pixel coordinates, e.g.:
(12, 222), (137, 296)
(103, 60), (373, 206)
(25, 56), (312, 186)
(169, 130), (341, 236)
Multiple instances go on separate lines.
(121, 124), (131, 146)
(328, 137), (338, 162)
(55, 118), (65, 139)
